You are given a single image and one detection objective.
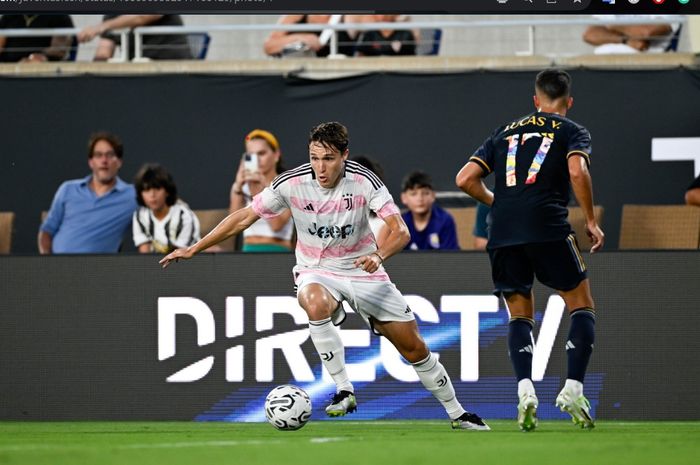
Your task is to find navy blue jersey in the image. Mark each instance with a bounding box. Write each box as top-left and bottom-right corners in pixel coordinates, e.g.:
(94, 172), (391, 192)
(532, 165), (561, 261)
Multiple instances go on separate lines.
(471, 111), (591, 248)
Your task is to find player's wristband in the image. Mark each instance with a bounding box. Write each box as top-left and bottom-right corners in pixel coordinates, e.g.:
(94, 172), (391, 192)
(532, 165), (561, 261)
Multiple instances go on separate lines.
(372, 252), (384, 264)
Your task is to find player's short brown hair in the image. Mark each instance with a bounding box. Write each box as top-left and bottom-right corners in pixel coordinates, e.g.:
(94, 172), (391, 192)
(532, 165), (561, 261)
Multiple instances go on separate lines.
(309, 122), (349, 154)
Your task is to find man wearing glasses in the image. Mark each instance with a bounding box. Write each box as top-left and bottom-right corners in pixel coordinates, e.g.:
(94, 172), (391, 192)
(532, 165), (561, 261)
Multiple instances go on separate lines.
(39, 132), (137, 254)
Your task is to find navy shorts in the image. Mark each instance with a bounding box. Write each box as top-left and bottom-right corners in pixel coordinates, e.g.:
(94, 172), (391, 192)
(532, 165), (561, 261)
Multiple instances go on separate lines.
(487, 234), (588, 297)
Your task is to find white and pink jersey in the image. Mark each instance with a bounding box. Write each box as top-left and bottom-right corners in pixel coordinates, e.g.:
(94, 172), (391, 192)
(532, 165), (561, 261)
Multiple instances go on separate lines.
(251, 160), (400, 281)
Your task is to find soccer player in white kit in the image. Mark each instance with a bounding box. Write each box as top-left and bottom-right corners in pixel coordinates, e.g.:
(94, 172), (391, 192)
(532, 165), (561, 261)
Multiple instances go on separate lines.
(160, 122), (489, 430)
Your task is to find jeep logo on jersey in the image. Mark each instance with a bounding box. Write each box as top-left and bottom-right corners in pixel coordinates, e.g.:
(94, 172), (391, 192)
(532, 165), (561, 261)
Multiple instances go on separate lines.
(307, 222), (355, 239)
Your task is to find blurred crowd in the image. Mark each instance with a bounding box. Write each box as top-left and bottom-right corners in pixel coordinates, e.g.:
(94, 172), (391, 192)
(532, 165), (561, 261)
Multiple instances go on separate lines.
(0, 14), (683, 63)
(36, 129), (500, 255)
(0, 14), (423, 63)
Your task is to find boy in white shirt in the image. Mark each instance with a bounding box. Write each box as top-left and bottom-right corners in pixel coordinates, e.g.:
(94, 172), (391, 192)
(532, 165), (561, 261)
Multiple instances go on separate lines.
(133, 163), (200, 254)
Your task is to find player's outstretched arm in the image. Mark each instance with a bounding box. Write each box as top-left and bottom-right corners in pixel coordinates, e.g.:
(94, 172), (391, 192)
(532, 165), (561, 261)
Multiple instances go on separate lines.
(354, 213), (410, 273)
(456, 161), (493, 207)
(568, 155), (604, 253)
(160, 206), (260, 268)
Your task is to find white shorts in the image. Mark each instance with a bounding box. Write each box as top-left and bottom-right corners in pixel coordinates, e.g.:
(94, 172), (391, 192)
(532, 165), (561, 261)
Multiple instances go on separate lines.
(295, 273), (415, 335)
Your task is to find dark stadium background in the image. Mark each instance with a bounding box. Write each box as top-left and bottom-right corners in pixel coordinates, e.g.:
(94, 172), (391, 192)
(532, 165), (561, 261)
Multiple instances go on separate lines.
(1, 68), (698, 253)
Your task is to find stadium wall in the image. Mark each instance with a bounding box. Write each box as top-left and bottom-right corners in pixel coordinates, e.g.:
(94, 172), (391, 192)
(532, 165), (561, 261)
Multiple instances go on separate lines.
(0, 251), (698, 421)
(1, 68), (699, 253)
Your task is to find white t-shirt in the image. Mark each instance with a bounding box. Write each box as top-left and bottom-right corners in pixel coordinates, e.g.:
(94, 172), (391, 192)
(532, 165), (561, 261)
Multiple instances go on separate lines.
(251, 160), (400, 281)
(242, 183), (294, 241)
(592, 15), (682, 54)
(132, 200), (201, 253)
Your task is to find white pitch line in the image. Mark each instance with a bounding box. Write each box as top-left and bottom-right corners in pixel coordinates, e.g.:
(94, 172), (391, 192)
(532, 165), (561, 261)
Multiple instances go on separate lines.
(309, 437), (347, 443)
(0, 437), (349, 453)
(335, 420), (446, 426)
(0, 444), (73, 452)
(119, 440), (279, 449)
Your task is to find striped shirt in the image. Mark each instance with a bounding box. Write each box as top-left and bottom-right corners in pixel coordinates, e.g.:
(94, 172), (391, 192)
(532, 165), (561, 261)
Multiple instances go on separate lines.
(252, 160), (400, 281)
(132, 201), (201, 253)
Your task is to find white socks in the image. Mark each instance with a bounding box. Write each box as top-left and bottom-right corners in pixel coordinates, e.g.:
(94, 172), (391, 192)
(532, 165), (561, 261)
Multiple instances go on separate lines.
(309, 317), (353, 393)
(564, 378), (583, 397)
(412, 353), (465, 420)
(518, 378), (536, 398)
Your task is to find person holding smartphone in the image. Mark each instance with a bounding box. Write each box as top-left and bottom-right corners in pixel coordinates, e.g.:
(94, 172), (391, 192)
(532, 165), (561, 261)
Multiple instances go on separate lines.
(229, 129), (294, 252)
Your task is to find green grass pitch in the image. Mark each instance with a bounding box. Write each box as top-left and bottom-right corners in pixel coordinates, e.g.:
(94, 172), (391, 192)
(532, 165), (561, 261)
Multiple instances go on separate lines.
(1, 421), (698, 465)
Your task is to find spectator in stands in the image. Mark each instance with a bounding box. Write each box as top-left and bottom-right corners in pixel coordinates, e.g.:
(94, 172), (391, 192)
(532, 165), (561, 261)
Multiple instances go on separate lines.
(354, 14), (418, 57)
(352, 156), (387, 245)
(685, 174), (700, 207)
(38, 132), (137, 254)
(132, 163), (200, 254)
(583, 16), (681, 54)
(78, 15), (193, 61)
(473, 202), (490, 251)
(400, 171), (459, 250)
(229, 129), (293, 252)
(264, 15), (357, 57)
(0, 15), (75, 62)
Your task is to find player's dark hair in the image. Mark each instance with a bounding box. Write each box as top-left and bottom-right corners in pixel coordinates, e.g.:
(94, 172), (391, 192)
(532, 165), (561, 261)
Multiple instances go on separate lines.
(535, 69), (572, 101)
(352, 156), (385, 182)
(309, 122), (349, 154)
(134, 163), (178, 207)
(402, 171), (433, 192)
(87, 131), (123, 159)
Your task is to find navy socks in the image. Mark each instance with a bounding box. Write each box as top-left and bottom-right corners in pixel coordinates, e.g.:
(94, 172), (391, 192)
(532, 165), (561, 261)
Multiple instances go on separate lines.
(508, 317), (535, 382)
(566, 308), (596, 382)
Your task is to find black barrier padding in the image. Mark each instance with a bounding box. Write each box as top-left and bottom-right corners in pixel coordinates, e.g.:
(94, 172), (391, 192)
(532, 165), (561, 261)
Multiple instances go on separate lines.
(0, 251), (698, 420)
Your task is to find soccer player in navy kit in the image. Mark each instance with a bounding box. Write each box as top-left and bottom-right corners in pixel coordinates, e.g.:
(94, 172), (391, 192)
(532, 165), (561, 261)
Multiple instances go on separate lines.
(456, 69), (604, 431)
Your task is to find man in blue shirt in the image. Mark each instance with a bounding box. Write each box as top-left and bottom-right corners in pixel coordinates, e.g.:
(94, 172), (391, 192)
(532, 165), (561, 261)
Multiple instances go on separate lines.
(38, 132), (137, 254)
(400, 171), (459, 250)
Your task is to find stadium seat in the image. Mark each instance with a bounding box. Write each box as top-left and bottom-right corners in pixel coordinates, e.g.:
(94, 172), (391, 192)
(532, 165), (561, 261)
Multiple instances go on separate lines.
(445, 207), (477, 250)
(0, 212), (15, 254)
(194, 209), (236, 251)
(619, 205), (700, 249)
(417, 28), (442, 56)
(568, 205), (604, 248)
(188, 33), (211, 60)
(666, 25), (683, 52)
(66, 36), (79, 61)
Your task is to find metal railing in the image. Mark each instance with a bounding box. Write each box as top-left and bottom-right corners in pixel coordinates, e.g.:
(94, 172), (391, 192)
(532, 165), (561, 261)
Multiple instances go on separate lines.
(0, 16), (686, 62)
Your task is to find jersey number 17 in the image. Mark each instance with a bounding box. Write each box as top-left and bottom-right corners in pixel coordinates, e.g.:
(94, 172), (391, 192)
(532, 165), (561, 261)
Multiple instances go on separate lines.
(504, 133), (553, 187)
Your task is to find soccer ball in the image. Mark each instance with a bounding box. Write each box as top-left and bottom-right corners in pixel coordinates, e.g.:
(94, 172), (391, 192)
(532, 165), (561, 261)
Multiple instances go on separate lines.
(264, 384), (312, 431)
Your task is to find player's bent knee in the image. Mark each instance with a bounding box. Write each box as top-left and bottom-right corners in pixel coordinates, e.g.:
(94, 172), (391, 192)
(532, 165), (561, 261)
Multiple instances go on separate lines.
(299, 300), (333, 321)
(401, 340), (429, 364)
(558, 280), (594, 311)
(298, 285), (336, 321)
